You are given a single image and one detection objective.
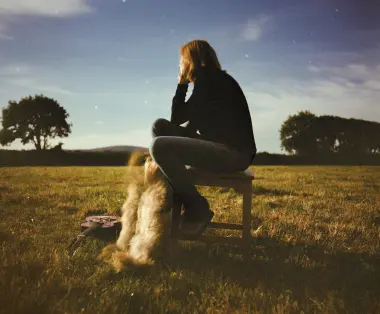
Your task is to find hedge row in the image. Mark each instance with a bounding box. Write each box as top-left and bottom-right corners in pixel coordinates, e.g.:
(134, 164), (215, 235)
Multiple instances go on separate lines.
(0, 150), (132, 166)
(1, 150), (380, 167)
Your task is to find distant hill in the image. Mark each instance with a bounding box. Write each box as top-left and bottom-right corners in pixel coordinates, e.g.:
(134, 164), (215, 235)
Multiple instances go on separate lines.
(0, 145), (149, 153)
(81, 145), (149, 152)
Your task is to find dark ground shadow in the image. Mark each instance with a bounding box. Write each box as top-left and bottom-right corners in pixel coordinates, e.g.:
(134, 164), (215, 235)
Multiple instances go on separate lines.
(165, 238), (380, 313)
(218, 185), (295, 197)
(59, 206), (79, 215)
(99, 237), (380, 313)
(57, 227), (379, 314)
(253, 185), (293, 196)
(252, 185), (313, 197)
(0, 186), (11, 194)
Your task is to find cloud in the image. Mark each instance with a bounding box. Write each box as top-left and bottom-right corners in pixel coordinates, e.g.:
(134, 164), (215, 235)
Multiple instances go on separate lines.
(241, 62), (380, 153)
(7, 78), (73, 95)
(240, 14), (271, 42)
(0, 0), (93, 17)
(0, 63), (74, 96)
(0, 64), (32, 76)
(307, 64), (373, 81)
(364, 80), (380, 91)
(307, 63), (380, 91)
(0, 0), (93, 39)
(35, 84), (74, 96)
(0, 23), (13, 40)
(0, 34), (13, 40)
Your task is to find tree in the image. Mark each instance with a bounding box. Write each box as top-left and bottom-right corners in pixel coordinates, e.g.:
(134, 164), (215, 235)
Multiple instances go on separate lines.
(280, 111), (318, 155)
(0, 94), (72, 150)
(280, 111), (380, 156)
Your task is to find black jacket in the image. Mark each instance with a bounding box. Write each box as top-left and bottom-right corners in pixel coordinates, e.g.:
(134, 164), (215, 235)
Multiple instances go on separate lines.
(171, 67), (256, 162)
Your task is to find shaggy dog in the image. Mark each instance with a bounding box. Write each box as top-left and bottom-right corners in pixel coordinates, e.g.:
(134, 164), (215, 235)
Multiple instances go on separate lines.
(99, 153), (176, 271)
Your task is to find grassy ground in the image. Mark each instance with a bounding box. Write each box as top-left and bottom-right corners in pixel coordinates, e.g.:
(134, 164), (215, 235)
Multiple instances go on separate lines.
(0, 166), (379, 314)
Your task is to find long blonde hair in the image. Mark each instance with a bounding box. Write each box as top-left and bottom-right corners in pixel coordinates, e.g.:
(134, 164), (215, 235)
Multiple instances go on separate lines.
(180, 39), (224, 83)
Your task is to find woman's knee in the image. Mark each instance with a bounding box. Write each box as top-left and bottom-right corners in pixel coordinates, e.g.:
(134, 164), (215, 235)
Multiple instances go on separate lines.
(149, 137), (167, 160)
(151, 118), (170, 137)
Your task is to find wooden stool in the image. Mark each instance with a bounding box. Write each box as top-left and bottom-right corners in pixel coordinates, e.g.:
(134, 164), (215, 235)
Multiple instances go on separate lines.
(170, 168), (254, 253)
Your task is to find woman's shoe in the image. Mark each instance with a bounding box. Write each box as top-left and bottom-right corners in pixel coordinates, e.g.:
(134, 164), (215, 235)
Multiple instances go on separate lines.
(180, 195), (209, 222)
(180, 210), (214, 236)
(180, 196), (214, 236)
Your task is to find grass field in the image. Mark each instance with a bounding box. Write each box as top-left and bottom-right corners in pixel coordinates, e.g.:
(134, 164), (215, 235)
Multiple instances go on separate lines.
(1, 166), (379, 314)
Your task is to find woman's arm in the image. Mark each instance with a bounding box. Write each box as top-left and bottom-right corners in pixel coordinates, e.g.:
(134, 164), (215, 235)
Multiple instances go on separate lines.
(171, 69), (210, 127)
(170, 83), (192, 125)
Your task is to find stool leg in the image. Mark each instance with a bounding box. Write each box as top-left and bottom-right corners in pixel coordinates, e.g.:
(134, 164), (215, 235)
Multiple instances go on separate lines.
(171, 194), (182, 237)
(242, 183), (252, 254)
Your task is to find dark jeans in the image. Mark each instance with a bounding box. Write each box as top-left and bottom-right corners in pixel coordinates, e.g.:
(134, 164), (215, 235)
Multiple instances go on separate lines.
(149, 118), (251, 208)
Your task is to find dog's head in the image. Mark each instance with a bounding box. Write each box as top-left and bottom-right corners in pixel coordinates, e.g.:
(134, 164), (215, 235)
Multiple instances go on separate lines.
(144, 155), (166, 185)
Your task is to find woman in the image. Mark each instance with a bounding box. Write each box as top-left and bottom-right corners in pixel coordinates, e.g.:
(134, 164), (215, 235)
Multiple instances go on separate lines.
(150, 39), (256, 236)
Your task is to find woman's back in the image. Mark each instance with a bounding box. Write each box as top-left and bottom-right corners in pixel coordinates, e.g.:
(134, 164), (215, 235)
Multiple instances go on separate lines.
(189, 67), (256, 159)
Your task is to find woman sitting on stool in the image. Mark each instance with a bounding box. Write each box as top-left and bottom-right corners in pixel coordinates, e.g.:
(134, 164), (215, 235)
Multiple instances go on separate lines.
(150, 39), (257, 236)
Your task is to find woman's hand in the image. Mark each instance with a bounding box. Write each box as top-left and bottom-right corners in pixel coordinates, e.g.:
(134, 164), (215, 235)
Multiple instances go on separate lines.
(178, 68), (189, 85)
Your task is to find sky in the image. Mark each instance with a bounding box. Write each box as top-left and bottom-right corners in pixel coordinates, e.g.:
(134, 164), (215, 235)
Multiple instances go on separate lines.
(0, 0), (379, 153)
